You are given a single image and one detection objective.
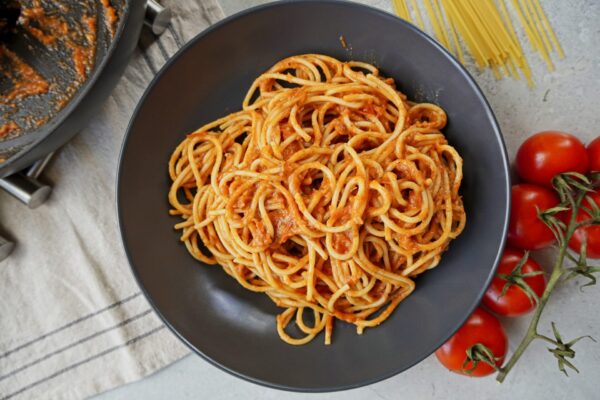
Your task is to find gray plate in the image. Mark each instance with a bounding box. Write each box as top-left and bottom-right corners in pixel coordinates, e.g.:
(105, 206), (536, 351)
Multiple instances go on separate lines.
(117, 0), (510, 392)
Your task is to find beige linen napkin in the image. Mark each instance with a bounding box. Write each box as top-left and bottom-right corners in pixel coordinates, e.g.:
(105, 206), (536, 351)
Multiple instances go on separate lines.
(0, 1), (224, 399)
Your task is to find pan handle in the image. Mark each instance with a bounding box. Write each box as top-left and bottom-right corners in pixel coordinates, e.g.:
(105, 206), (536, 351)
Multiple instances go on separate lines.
(0, 152), (54, 209)
(145, 0), (171, 36)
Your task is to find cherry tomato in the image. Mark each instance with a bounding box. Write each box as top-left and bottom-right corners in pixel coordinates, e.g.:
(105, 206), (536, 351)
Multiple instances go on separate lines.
(435, 307), (507, 377)
(588, 137), (600, 172)
(563, 191), (600, 259)
(508, 184), (559, 250)
(516, 131), (589, 188)
(483, 248), (546, 316)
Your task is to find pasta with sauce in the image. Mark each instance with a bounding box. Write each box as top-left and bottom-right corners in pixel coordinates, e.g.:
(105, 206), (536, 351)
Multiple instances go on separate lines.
(168, 54), (465, 345)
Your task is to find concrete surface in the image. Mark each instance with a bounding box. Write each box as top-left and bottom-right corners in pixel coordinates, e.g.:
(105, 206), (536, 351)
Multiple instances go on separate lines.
(95, 0), (600, 399)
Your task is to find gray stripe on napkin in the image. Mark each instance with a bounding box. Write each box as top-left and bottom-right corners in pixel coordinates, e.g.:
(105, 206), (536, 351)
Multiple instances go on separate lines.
(1, 326), (165, 400)
(0, 309), (153, 381)
(0, 292), (142, 360)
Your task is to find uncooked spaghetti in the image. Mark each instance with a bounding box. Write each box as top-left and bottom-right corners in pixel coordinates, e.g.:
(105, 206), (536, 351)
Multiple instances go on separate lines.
(168, 54), (466, 345)
(392, 0), (564, 85)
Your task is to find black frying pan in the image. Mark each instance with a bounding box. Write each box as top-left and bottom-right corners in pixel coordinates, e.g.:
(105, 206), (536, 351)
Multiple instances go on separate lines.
(0, 0), (145, 178)
(0, 0), (169, 261)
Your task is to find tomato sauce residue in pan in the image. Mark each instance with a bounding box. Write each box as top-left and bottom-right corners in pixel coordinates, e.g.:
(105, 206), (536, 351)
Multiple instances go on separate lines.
(0, 0), (119, 148)
(66, 15), (97, 81)
(101, 0), (119, 37)
(0, 122), (19, 139)
(19, 4), (69, 45)
(0, 46), (49, 103)
(18, 0), (98, 82)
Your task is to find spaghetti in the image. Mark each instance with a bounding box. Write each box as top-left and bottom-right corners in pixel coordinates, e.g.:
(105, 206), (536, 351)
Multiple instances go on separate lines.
(168, 55), (466, 345)
(392, 0), (563, 86)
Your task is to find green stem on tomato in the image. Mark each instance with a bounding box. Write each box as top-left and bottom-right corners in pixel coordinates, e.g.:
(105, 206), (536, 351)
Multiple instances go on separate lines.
(534, 334), (560, 346)
(496, 189), (585, 383)
(496, 255), (564, 382)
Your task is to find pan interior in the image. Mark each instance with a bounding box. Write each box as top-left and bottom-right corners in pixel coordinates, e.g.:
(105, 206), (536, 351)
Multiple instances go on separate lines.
(0, 0), (126, 161)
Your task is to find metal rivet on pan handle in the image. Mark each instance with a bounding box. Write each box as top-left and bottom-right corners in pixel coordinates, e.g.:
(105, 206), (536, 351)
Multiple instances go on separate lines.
(145, 0), (172, 36)
(0, 152), (54, 209)
(0, 235), (15, 262)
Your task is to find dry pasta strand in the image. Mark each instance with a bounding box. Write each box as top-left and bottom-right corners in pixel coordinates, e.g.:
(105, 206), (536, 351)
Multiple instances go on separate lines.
(392, 0), (563, 85)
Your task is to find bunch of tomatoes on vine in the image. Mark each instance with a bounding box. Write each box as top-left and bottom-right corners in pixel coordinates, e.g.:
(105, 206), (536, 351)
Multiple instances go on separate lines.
(435, 132), (600, 382)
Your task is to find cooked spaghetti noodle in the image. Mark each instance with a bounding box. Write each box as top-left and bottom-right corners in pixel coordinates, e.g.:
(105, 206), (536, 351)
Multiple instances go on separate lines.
(168, 54), (466, 345)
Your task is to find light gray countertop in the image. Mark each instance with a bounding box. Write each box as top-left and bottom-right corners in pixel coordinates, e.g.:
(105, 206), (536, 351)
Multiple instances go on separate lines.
(96, 0), (600, 399)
